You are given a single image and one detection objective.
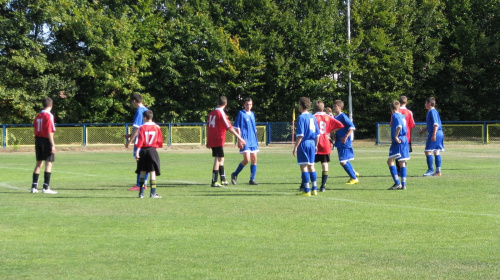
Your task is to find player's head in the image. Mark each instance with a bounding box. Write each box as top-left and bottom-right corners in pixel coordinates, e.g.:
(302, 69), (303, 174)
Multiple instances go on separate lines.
(426, 97), (436, 107)
(333, 100), (344, 113)
(313, 100), (324, 113)
(390, 100), (400, 112)
(299, 97), (311, 111)
(399, 95), (408, 105)
(243, 97), (253, 111)
(42, 97), (53, 109)
(325, 107), (332, 115)
(217, 96), (228, 107)
(143, 110), (154, 121)
(131, 93), (143, 108)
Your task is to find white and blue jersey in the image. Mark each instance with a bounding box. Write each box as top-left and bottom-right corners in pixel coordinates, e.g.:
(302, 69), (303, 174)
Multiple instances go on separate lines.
(296, 112), (320, 165)
(132, 105), (149, 155)
(334, 113), (355, 149)
(234, 110), (259, 153)
(389, 112), (410, 160)
(425, 108), (444, 152)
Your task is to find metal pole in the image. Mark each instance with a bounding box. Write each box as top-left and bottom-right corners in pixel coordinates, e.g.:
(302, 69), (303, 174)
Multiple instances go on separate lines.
(347, 0), (353, 121)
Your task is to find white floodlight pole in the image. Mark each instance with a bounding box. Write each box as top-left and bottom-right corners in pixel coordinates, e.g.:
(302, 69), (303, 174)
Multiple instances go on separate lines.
(347, 0), (353, 121)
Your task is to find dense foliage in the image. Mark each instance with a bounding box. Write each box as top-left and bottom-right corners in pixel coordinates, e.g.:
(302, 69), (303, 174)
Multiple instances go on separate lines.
(1, 0), (499, 137)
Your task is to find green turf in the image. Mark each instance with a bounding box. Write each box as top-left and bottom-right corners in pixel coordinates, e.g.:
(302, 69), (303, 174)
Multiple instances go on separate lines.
(1, 144), (499, 279)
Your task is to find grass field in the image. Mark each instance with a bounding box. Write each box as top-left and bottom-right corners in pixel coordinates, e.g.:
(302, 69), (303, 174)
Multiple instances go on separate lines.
(1, 143), (499, 279)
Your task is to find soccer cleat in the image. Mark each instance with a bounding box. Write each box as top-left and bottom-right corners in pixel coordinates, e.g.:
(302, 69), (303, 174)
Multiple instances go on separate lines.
(31, 188), (39, 193)
(249, 180), (259, 185)
(297, 191), (311, 196)
(211, 182), (221, 187)
(320, 186), (326, 192)
(387, 184), (402, 190)
(311, 189), (318, 196)
(423, 170), (435, 176)
(231, 173), (237, 185)
(42, 188), (57, 194)
(138, 194), (144, 198)
(150, 193), (162, 198)
(298, 185), (304, 192)
(127, 185), (147, 191)
(221, 181), (229, 186)
(354, 171), (360, 177)
(346, 178), (359, 185)
(398, 185), (406, 190)
(433, 172), (442, 176)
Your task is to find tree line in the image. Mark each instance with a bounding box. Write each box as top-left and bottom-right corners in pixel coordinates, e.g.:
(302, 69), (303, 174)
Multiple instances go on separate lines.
(1, 0), (498, 138)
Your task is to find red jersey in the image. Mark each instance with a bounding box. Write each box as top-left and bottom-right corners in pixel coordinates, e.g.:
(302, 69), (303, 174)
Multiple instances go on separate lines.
(399, 106), (415, 142)
(135, 122), (163, 149)
(34, 110), (56, 138)
(207, 108), (232, 148)
(314, 112), (344, 155)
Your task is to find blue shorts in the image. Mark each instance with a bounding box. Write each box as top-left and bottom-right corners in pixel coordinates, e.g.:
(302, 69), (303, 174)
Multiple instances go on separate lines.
(336, 147), (354, 163)
(389, 140), (410, 161)
(297, 140), (315, 165)
(239, 146), (259, 154)
(425, 130), (445, 152)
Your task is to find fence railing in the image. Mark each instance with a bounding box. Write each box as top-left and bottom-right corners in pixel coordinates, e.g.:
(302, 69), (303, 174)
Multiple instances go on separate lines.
(376, 121), (500, 145)
(2, 121), (498, 149)
(0, 122), (295, 148)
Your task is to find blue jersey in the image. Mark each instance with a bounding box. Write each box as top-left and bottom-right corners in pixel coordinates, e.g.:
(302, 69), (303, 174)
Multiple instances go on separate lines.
(133, 105), (149, 129)
(296, 112), (320, 142)
(334, 112), (355, 148)
(426, 108), (442, 133)
(233, 110), (258, 148)
(391, 112), (407, 142)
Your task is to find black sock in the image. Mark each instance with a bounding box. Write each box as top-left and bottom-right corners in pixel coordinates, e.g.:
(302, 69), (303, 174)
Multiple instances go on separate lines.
(139, 178), (145, 196)
(321, 171), (328, 187)
(219, 165), (226, 182)
(43, 172), (51, 189)
(212, 170), (219, 184)
(150, 179), (157, 195)
(32, 173), (39, 188)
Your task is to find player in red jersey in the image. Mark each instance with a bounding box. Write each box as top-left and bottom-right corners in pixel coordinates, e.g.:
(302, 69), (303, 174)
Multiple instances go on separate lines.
(313, 100), (344, 192)
(31, 97), (57, 194)
(206, 96), (246, 187)
(135, 110), (163, 198)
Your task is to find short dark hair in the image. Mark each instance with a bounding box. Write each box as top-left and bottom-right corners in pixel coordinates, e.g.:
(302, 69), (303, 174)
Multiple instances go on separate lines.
(299, 97), (311, 110)
(131, 93), (143, 103)
(42, 97), (53, 108)
(244, 97), (252, 103)
(313, 100), (324, 112)
(390, 100), (400, 111)
(144, 110), (153, 120)
(217, 96), (228, 106)
(399, 95), (408, 105)
(334, 100), (344, 109)
(426, 97), (436, 107)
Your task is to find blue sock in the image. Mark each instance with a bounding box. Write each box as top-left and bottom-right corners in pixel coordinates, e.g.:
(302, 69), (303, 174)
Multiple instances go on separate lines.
(426, 155), (434, 171)
(343, 162), (356, 179)
(310, 171), (317, 191)
(136, 173), (141, 187)
(435, 155), (442, 173)
(250, 165), (257, 181)
(389, 165), (400, 185)
(234, 163), (245, 176)
(302, 172), (310, 193)
(401, 167), (407, 187)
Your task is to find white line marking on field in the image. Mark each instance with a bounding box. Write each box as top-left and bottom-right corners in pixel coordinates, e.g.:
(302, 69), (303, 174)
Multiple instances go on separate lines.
(224, 186), (500, 219)
(0, 182), (27, 191)
(0, 166), (98, 177)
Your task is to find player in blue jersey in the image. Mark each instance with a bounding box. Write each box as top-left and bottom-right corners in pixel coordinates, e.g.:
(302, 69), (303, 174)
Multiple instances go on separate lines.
(124, 93), (150, 191)
(333, 100), (359, 185)
(387, 101), (410, 190)
(231, 97), (260, 185)
(293, 97), (320, 196)
(419, 97), (444, 176)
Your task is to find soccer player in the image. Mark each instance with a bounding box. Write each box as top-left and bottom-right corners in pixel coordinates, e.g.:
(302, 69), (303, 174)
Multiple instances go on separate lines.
(124, 93), (149, 191)
(31, 97), (58, 194)
(394, 95), (415, 175)
(387, 101), (410, 190)
(293, 97), (320, 196)
(206, 96), (246, 187)
(135, 110), (163, 198)
(313, 100), (344, 192)
(333, 100), (360, 185)
(231, 97), (259, 185)
(419, 97), (444, 176)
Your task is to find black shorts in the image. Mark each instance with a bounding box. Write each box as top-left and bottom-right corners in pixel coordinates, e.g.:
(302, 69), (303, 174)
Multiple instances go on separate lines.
(136, 147), (161, 175)
(211, 146), (224, 157)
(315, 154), (330, 163)
(35, 137), (54, 162)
